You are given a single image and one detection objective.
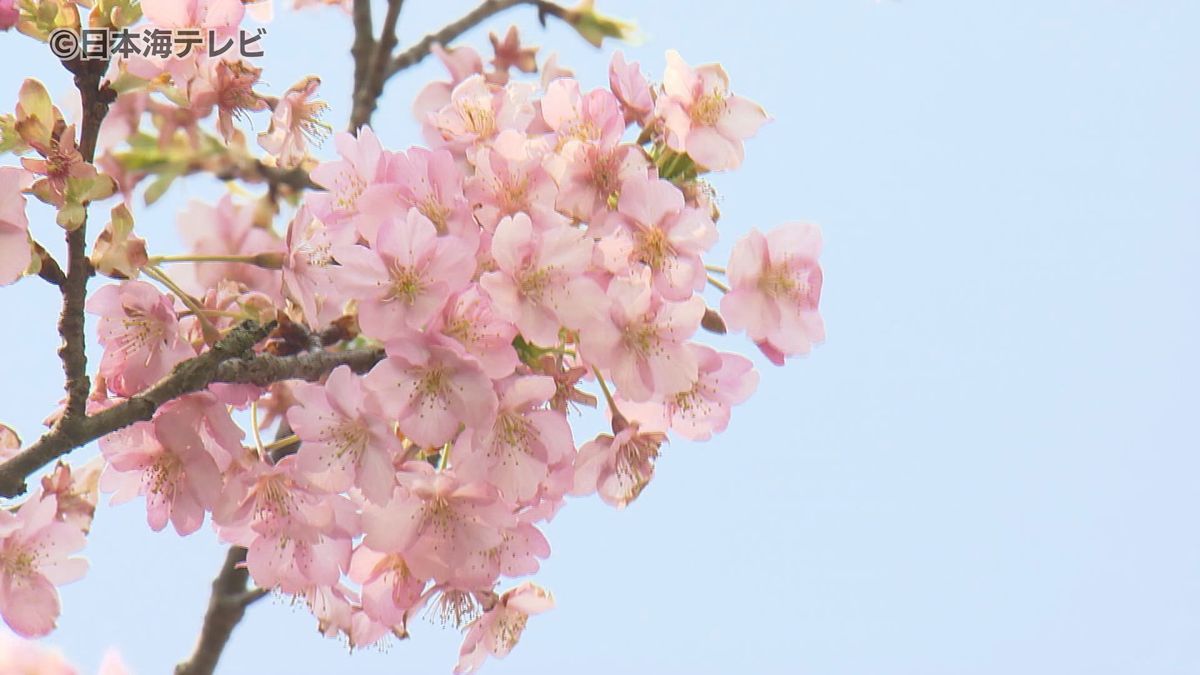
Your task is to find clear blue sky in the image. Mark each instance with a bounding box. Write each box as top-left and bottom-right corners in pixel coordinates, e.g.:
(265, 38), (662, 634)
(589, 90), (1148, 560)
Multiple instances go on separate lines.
(2, 1), (1198, 673)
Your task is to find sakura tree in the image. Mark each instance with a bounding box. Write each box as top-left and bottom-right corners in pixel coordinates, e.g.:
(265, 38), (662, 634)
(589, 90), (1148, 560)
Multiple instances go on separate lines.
(0, 0), (824, 672)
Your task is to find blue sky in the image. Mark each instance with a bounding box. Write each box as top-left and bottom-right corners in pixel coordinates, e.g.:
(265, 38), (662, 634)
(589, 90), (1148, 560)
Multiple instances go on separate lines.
(1, 1), (1199, 673)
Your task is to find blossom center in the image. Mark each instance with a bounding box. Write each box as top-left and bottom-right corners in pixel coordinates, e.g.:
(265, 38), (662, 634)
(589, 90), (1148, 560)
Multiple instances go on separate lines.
(691, 91), (727, 127)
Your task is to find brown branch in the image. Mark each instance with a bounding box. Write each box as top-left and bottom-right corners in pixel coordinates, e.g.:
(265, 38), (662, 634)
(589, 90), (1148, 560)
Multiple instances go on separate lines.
(214, 346), (384, 387)
(57, 59), (114, 421)
(33, 242), (66, 286)
(385, 0), (568, 78)
(174, 546), (268, 675)
(348, 0), (376, 132)
(0, 327), (386, 498)
(0, 321), (273, 498)
(349, 0), (406, 131)
(205, 155), (322, 198)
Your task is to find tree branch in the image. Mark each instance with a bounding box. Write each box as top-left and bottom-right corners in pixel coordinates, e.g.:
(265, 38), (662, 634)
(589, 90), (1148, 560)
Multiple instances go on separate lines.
(385, 0), (568, 78)
(0, 321), (272, 498)
(349, 0), (406, 131)
(57, 59), (114, 421)
(174, 546), (268, 675)
(33, 242), (66, 286)
(214, 346), (384, 387)
(0, 325), (386, 498)
(348, 0), (376, 132)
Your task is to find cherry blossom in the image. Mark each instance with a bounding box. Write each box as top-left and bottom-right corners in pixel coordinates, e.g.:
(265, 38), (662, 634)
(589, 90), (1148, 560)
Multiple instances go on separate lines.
(334, 208), (476, 337)
(366, 333), (498, 448)
(452, 375), (575, 505)
(0, 29), (825, 672)
(177, 195), (284, 298)
(288, 365), (398, 503)
(479, 212), (606, 347)
(87, 281), (196, 397)
(0, 166), (31, 286)
(601, 175), (717, 300)
(259, 76), (330, 168)
(0, 1), (16, 31)
(362, 465), (517, 587)
(620, 344), (758, 441)
(0, 492), (87, 637)
(657, 49), (770, 171)
(721, 222), (825, 363)
(580, 268), (705, 402)
(572, 416), (667, 508)
(455, 583), (554, 674)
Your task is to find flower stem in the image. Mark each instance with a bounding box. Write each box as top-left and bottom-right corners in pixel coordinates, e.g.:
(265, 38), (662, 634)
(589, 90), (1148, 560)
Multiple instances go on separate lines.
(262, 434), (300, 454)
(706, 274), (731, 293)
(144, 266), (221, 345)
(149, 253), (283, 269)
(591, 367), (619, 412)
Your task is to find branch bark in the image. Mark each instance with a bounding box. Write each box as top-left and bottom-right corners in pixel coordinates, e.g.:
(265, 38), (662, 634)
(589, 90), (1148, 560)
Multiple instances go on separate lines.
(174, 546), (269, 675)
(348, 0), (406, 131)
(348, 0), (376, 132)
(0, 321), (274, 498)
(385, 0), (568, 78)
(57, 58), (113, 421)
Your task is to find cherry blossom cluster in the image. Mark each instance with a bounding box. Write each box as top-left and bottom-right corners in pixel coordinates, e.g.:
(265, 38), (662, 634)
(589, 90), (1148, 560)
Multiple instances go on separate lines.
(0, 1), (823, 671)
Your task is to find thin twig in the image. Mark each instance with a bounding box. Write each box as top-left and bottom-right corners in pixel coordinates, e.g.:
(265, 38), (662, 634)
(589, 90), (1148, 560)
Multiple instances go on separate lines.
(386, 0), (568, 78)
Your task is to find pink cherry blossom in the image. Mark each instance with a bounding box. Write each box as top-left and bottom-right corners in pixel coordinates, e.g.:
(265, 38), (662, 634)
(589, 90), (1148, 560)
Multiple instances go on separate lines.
(39, 459), (103, 535)
(99, 393), (240, 535)
(0, 632), (75, 673)
(307, 127), (387, 231)
(126, 0), (245, 86)
(426, 76), (535, 157)
(358, 146), (476, 244)
(620, 344), (758, 441)
(333, 209), (475, 338)
(657, 50), (770, 171)
(720, 222), (824, 363)
(580, 268), (704, 402)
(214, 456), (356, 594)
(366, 334), (498, 448)
(541, 79), (624, 149)
(600, 176), (717, 301)
(188, 59), (268, 143)
(177, 195), (284, 299)
(452, 375), (575, 505)
(571, 418), (667, 508)
(554, 141), (648, 223)
(479, 213), (606, 347)
(434, 286), (520, 379)
(259, 76), (330, 168)
(465, 129), (560, 230)
(86, 281), (196, 397)
(0, 167), (31, 286)
(0, 0), (17, 31)
(608, 51), (653, 126)
(283, 205), (355, 328)
(362, 465), (515, 587)
(454, 583), (554, 675)
(305, 582), (392, 648)
(412, 44), (485, 122)
(288, 365), (398, 503)
(348, 545), (426, 628)
(0, 492), (88, 637)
